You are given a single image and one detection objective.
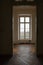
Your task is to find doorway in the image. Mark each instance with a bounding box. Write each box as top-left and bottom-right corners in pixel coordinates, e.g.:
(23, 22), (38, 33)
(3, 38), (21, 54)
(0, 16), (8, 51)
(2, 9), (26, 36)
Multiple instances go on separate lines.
(12, 5), (37, 55)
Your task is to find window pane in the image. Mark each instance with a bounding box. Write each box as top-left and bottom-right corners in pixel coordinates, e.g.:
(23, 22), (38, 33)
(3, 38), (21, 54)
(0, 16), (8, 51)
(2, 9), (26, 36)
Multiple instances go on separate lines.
(20, 36), (24, 39)
(25, 32), (29, 39)
(20, 23), (24, 39)
(20, 23), (24, 29)
(25, 32), (29, 37)
(25, 24), (29, 32)
(25, 37), (29, 39)
(20, 32), (24, 39)
(20, 17), (24, 22)
(25, 29), (29, 32)
(20, 23), (24, 32)
(25, 17), (30, 22)
(20, 29), (24, 32)
(25, 24), (29, 29)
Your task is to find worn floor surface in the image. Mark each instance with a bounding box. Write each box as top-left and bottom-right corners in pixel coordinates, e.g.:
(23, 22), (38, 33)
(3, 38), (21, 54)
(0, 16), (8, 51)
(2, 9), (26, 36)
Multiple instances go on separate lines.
(1, 44), (43, 65)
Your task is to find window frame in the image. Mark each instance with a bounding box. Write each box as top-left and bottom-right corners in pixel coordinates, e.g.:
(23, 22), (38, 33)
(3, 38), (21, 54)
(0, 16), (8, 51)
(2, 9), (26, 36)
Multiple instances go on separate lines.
(18, 14), (32, 40)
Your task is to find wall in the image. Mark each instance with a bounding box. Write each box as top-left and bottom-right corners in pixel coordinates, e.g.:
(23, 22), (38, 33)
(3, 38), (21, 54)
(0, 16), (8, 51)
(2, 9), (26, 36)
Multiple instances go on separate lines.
(0, 0), (12, 55)
(37, 2), (43, 56)
(0, 0), (43, 58)
(13, 6), (36, 44)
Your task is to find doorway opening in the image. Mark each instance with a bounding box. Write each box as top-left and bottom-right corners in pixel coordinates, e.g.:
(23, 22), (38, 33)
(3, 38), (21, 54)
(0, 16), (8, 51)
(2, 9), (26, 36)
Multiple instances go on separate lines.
(12, 5), (37, 55)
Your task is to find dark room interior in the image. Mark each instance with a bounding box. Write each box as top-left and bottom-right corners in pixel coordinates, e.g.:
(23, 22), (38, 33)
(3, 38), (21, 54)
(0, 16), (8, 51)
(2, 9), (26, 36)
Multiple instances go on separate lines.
(0, 0), (43, 65)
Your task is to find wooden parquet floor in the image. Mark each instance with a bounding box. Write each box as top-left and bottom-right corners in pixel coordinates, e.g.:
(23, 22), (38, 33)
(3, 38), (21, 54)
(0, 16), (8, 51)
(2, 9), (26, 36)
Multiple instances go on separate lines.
(2, 44), (43, 65)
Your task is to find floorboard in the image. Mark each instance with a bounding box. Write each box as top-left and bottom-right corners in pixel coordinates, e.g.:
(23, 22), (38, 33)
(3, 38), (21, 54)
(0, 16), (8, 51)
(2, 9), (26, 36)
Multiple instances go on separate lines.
(1, 44), (43, 65)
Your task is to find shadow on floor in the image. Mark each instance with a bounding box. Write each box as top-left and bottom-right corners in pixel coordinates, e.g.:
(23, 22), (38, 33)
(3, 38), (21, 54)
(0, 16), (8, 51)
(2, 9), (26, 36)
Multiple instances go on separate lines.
(0, 44), (43, 65)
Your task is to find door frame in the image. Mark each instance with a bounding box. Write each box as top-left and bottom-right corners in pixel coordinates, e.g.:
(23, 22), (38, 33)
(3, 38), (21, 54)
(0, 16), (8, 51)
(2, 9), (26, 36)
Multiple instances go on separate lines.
(11, 0), (38, 55)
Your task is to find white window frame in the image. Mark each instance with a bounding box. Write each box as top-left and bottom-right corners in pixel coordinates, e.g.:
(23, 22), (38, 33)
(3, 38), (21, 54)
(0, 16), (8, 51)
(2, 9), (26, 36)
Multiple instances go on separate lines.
(18, 14), (32, 40)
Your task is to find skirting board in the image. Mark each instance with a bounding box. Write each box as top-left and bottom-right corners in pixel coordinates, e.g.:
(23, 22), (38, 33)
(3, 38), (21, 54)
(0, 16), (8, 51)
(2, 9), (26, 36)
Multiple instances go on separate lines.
(14, 43), (35, 45)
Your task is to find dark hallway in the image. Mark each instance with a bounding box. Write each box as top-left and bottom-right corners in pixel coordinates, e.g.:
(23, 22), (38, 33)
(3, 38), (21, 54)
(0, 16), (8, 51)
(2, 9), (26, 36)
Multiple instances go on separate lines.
(0, 0), (43, 65)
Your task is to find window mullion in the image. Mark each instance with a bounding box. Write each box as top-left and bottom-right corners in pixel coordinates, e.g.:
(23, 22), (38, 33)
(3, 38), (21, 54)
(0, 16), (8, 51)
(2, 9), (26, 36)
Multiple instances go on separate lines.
(29, 17), (30, 40)
(19, 18), (20, 40)
(24, 17), (25, 39)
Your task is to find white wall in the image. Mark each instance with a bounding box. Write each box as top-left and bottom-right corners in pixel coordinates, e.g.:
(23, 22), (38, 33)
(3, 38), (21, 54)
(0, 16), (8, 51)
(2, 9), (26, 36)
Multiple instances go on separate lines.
(13, 6), (36, 44)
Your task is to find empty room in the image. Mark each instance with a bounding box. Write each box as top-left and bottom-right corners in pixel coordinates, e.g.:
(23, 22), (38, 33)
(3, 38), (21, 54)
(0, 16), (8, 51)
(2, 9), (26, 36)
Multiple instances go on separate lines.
(0, 0), (43, 65)
(12, 5), (39, 65)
